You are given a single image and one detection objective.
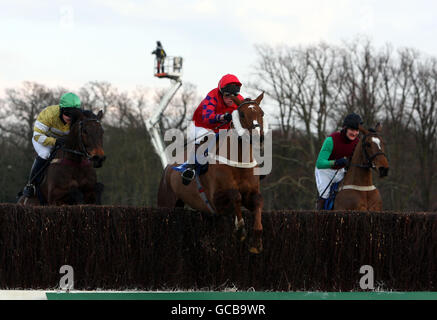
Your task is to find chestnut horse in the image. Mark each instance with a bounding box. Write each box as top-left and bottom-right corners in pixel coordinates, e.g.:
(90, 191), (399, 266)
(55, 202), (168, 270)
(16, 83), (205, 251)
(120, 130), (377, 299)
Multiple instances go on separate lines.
(158, 93), (267, 253)
(18, 109), (106, 206)
(334, 124), (389, 210)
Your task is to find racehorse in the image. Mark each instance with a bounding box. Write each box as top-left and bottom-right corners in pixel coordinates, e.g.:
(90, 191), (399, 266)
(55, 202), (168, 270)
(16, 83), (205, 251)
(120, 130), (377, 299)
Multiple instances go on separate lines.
(18, 109), (106, 206)
(158, 93), (267, 254)
(334, 123), (389, 210)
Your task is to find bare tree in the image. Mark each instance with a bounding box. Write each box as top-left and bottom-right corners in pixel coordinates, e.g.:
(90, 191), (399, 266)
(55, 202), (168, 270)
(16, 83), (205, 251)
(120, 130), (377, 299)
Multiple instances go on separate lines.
(79, 81), (118, 116)
(378, 47), (417, 209)
(410, 57), (437, 210)
(336, 37), (385, 127)
(0, 82), (61, 153)
(154, 82), (199, 133)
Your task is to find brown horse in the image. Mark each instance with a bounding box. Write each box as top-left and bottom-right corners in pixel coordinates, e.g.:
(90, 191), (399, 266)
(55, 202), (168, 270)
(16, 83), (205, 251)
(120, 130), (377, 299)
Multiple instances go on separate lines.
(158, 93), (267, 253)
(334, 123), (389, 210)
(18, 109), (106, 206)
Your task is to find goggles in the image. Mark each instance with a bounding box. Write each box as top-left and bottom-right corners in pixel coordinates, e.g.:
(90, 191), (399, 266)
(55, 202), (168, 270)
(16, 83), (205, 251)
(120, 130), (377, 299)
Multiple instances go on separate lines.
(223, 91), (239, 97)
(221, 84), (240, 97)
(62, 108), (77, 117)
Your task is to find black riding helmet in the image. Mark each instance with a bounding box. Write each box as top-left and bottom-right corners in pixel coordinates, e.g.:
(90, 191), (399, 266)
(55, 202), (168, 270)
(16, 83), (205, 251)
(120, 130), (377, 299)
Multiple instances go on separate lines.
(343, 113), (363, 130)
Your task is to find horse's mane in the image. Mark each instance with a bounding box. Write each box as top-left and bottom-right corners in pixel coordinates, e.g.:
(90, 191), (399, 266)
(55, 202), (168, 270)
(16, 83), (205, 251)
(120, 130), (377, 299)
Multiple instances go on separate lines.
(69, 109), (98, 127)
(81, 110), (98, 119)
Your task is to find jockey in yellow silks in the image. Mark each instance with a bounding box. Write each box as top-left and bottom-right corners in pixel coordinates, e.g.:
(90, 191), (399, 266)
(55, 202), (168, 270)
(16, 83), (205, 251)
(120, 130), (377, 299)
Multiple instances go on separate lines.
(22, 92), (82, 198)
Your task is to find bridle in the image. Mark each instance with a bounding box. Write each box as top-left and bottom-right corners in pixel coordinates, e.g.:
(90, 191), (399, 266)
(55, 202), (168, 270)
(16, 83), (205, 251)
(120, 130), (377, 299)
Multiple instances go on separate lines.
(62, 118), (101, 160)
(350, 132), (386, 170)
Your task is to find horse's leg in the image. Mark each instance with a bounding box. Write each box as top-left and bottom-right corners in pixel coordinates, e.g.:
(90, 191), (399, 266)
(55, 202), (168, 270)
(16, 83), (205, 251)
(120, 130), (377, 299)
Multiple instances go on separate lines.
(68, 187), (84, 204)
(367, 190), (382, 211)
(48, 179), (78, 205)
(213, 188), (246, 241)
(334, 191), (361, 210)
(157, 166), (180, 208)
(95, 182), (104, 205)
(80, 182), (103, 204)
(244, 192), (264, 254)
(233, 203), (247, 242)
(82, 188), (96, 204)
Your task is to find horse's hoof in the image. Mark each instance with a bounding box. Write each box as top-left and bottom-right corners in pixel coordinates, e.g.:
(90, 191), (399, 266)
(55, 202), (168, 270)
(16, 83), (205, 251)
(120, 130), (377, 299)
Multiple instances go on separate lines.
(248, 235), (263, 254)
(233, 227), (247, 242)
(248, 246), (263, 254)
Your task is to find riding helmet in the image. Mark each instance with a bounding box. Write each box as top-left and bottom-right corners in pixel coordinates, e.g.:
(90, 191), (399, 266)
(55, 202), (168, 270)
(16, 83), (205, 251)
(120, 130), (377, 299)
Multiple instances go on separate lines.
(343, 113), (363, 130)
(59, 92), (81, 109)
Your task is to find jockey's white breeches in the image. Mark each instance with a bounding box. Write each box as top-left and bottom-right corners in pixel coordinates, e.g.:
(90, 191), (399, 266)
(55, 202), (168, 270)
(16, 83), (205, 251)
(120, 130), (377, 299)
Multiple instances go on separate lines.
(315, 167), (345, 199)
(186, 123), (217, 164)
(32, 139), (53, 160)
(187, 123), (215, 145)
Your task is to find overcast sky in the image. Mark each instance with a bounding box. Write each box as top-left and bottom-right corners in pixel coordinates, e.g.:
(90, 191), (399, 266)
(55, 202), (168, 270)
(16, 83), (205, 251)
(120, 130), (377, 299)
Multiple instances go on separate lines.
(1, 0), (436, 100)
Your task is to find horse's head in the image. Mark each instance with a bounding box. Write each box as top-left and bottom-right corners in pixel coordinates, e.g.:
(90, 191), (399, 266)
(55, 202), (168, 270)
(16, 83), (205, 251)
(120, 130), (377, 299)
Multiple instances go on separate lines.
(69, 109), (106, 168)
(358, 123), (389, 177)
(231, 92), (267, 143)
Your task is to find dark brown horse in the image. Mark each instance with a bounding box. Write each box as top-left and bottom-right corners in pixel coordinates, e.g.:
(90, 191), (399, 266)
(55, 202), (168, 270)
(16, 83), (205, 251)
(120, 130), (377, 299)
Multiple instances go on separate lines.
(158, 93), (266, 253)
(18, 109), (106, 206)
(334, 124), (389, 210)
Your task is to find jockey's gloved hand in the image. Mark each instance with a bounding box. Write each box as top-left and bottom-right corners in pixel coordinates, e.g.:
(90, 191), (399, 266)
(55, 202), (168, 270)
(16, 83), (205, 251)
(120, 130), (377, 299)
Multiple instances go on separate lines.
(55, 137), (66, 148)
(222, 113), (232, 122)
(333, 157), (348, 169)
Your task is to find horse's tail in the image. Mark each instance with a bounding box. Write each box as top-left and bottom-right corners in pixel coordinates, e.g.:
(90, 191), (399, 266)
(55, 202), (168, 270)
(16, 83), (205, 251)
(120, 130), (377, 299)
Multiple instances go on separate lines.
(157, 165), (180, 208)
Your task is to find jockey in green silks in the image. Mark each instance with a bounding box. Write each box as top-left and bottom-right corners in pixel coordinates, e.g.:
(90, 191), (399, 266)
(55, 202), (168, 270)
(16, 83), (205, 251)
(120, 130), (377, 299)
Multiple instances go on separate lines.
(314, 113), (363, 210)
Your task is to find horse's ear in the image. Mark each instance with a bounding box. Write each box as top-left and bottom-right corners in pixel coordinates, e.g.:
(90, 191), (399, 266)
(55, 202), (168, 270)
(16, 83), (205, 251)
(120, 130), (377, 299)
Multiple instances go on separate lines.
(255, 92), (264, 104)
(375, 122), (382, 133)
(231, 96), (242, 106)
(97, 110), (103, 120)
(358, 124), (369, 135)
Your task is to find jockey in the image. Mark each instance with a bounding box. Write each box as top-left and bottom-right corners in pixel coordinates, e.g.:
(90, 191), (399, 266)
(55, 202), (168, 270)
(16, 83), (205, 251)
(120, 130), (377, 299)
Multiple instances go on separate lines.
(314, 112), (363, 209)
(181, 74), (244, 185)
(22, 92), (82, 198)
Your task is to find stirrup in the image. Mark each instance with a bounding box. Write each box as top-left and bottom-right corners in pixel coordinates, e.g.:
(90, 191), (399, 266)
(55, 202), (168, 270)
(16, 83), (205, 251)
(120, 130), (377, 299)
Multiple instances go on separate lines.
(181, 168), (195, 185)
(22, 184), (35, 198)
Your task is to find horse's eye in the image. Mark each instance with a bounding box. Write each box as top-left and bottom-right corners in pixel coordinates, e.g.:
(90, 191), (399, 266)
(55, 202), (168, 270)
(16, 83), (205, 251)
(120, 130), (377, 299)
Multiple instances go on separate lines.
(239, 112), (245, 119)
(365, 142), (371, 147)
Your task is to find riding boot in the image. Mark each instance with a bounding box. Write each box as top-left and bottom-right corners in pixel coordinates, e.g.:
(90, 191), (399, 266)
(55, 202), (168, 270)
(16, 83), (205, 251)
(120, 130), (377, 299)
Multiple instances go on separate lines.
(22, 156), (48, 197)
(181, 144), (201, 186)
(316, 198), (326, 210)
(181, 163), (196, 185)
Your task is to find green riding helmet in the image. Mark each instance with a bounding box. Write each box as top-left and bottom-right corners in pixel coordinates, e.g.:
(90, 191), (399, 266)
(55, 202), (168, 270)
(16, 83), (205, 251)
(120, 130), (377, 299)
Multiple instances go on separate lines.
(59, 92), (81, 109)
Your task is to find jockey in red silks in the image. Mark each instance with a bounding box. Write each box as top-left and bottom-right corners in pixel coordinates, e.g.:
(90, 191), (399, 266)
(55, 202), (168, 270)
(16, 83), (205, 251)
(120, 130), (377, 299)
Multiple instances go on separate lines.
(181, 74), (244, 185)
